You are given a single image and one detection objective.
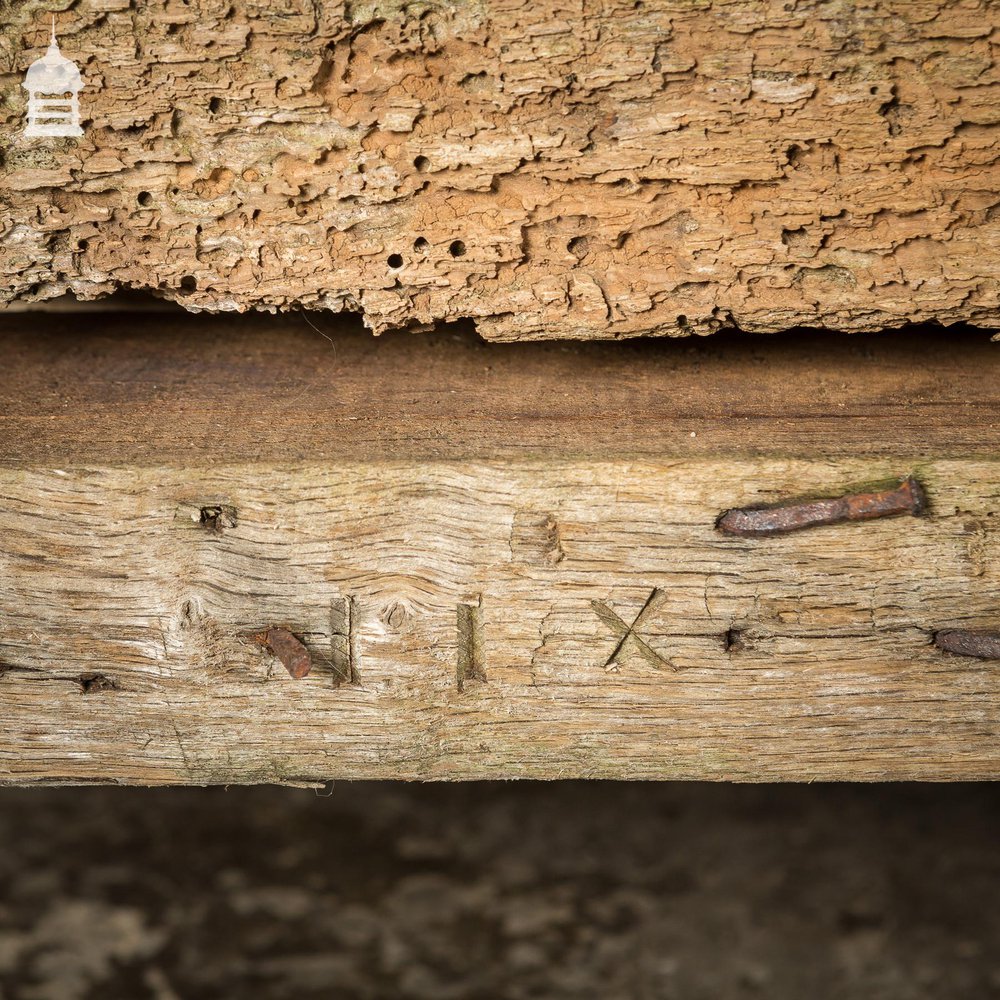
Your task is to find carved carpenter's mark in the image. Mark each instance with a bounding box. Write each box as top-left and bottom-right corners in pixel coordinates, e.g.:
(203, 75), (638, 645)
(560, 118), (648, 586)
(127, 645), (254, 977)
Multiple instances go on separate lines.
(934, 629), (1000, 660)
(510, 511), (565, 565)
(255, 628), (312, 679)
(717, 475), (926, 538)
(958, 512), (992, 577)
(457, 599), (486, 692)
(78, 672), (117, 694)
(199, 504), (238, 534)
(330, 596), (359, 686)
(591, 588), (675, 672)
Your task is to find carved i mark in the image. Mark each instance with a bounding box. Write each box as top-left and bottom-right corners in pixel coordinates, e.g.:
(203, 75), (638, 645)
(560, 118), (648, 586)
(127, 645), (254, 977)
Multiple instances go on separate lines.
(457, 599), (487, 692)
(330, 596), (358, 685)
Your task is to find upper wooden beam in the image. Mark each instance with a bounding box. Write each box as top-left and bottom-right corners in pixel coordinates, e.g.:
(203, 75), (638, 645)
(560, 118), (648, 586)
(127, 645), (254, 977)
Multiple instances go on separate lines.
(2, 1), (998, 339)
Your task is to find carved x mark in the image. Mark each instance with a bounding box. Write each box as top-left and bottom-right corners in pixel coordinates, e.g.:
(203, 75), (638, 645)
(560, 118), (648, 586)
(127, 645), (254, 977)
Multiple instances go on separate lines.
(591, 587), (676, 672)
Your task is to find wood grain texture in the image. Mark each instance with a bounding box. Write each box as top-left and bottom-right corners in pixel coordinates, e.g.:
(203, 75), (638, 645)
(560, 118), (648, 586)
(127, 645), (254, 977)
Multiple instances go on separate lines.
(3, 313), (1000, 465)
(2, 458), (1000, 784)
(2, 1), (999, 339)
(1, 315), (999, 784)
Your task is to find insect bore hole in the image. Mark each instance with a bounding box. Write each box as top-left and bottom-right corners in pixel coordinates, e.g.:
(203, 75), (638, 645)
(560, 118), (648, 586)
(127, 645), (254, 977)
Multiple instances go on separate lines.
(449, 240), (466, 258)
(387, 253), (404, 269)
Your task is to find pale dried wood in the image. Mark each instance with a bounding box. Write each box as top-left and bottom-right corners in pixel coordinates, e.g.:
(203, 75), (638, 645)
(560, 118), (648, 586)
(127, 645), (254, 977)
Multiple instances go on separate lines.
(1, 1), (999, 339)
(1, 316), (999, 784)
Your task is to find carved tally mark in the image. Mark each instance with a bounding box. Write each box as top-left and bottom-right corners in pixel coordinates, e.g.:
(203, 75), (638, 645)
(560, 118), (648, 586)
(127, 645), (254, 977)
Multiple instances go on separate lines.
(591, 588), (676, 672)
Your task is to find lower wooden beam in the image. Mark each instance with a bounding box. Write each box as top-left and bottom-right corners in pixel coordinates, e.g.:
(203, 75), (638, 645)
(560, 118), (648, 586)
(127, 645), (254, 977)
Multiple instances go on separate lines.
(1, 318), (999, 782)
(2, 458), (999, 783)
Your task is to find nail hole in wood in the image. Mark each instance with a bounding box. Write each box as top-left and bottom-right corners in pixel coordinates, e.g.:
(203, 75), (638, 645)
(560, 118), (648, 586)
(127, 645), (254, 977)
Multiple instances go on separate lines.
(199, 505), (237, 534)
(79, 673), (117, 694)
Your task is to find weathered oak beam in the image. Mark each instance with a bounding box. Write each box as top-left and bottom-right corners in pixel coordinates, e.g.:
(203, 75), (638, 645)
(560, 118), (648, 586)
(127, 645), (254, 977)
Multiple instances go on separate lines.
(1, 316), (999, 783)
(1, 1), (999, 338)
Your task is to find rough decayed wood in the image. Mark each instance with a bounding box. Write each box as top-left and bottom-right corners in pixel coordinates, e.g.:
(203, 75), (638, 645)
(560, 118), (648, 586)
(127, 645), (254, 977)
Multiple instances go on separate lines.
(2, 1), (999, 339)
(2, 316), (1000, 784)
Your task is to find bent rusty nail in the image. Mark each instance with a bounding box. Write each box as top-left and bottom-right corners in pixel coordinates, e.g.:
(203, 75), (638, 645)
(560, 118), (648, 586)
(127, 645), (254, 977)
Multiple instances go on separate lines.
(255, 627), (312, 679)
(933, 629), (1000, 660)
(716, 475), (926, 538)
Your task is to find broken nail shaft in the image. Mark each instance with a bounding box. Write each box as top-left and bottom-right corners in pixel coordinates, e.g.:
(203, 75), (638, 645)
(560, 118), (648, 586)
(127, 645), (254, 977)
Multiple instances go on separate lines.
(256, 627), (312, 679)
(934, 629), (1000, 660)
(717, 476), (926, 538)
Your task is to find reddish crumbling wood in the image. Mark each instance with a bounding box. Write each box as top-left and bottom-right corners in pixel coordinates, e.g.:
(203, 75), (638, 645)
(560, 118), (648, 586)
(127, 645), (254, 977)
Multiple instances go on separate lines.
(1, 1), (998, 339)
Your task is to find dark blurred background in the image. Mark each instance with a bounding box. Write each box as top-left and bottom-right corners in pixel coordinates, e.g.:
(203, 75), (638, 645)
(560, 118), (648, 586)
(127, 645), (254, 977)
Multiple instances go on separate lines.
(0, 783), (996, 999)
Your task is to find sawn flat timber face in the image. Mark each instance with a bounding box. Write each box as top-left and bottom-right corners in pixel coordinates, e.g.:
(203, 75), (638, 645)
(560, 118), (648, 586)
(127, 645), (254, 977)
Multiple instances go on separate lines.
(1, 316), (999, 783)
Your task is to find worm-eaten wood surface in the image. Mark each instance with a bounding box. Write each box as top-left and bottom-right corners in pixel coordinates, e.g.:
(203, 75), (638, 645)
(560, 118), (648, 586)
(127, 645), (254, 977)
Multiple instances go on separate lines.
(2, 317), (1000, 783)
(2, 1), (1000, 339)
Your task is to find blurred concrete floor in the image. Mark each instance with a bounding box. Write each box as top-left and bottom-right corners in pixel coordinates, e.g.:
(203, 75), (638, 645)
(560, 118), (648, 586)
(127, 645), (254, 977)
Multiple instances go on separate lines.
(0, 783), (996, 999)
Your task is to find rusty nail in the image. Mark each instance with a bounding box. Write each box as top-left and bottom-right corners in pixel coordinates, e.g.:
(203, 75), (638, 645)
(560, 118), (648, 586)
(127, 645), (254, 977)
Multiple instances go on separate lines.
(255, 627), (312, 679)
(716, 475), (926, 538)
(933, 629), (1000, 660)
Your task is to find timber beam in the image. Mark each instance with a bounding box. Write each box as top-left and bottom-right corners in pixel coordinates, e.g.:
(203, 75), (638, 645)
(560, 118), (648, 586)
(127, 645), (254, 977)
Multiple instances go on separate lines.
(1, 315), (999, 783)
